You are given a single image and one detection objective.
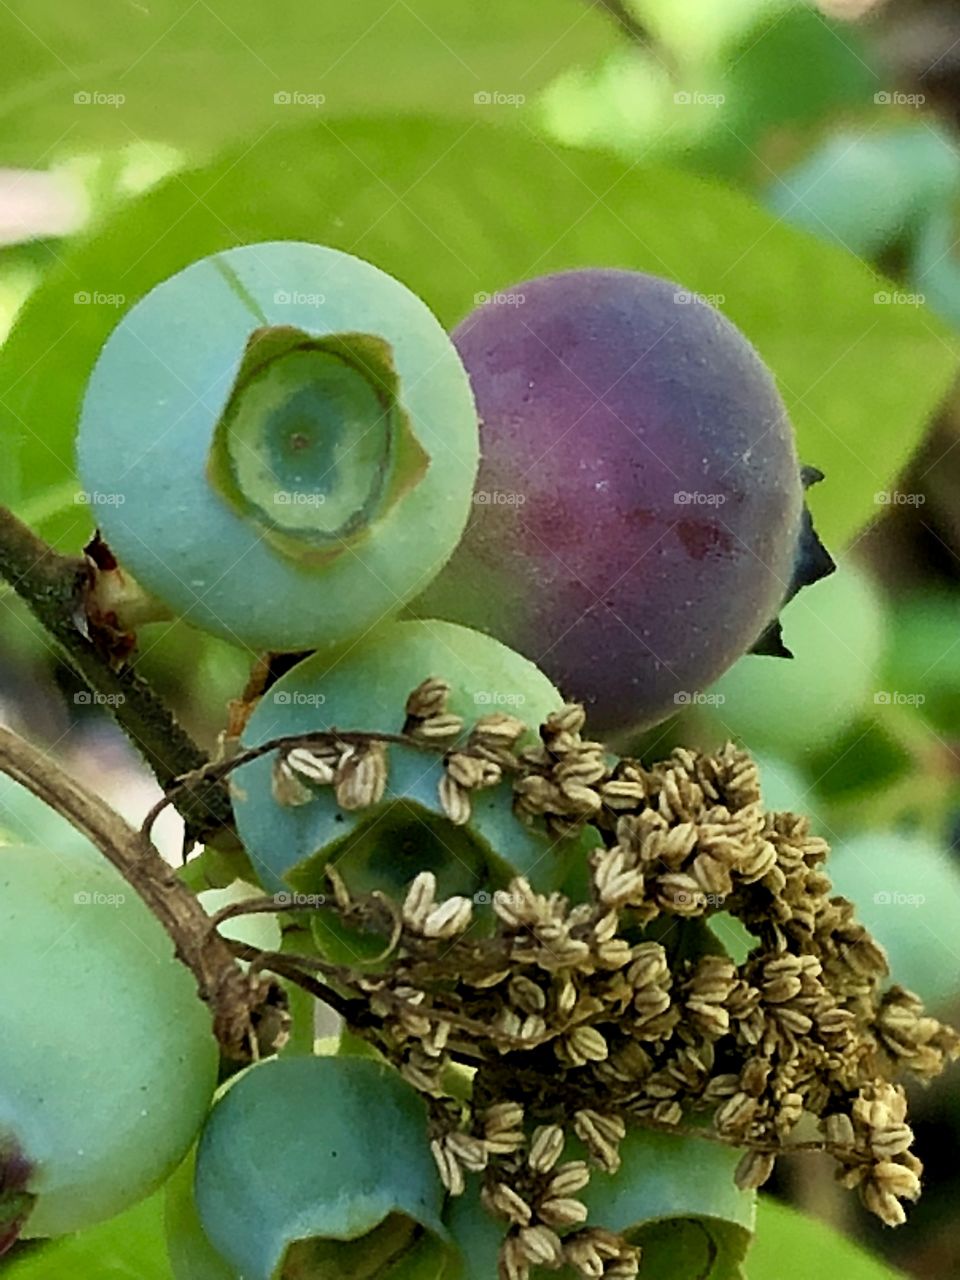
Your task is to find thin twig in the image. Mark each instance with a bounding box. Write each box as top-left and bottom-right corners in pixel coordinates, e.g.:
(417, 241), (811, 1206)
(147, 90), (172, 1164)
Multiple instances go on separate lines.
(0, 724), (277, 1059)
(226, 941), (361, 1023)
(0, 505), (232, 842)
(140, 726), (475, 841)
(209, 894), (301, 926)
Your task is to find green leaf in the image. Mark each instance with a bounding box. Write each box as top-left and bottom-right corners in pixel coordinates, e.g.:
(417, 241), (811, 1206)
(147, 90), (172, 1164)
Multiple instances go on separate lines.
(722, 7), (876, 134)
(4, 1192), (173, 1279)
(882, 592), (960, 734)
(804, 715), (912, 802)
(749, 1197), (903, 1279)
(1, 117), (955, 553)
(635, 0), (789, 63)
(0, 0), (615, 164)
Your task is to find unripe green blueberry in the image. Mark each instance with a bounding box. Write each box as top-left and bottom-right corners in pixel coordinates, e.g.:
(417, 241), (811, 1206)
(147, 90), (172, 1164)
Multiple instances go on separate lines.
(76, 242), (478, 651)
(0, 773), (98, 857)
(767, 125), (960, 259)
(192, 1056), (448, 1280)
(707, 561), (884, 757)
(166, 1139), (453, 1279)
(445, 1125), (753, 1279)
(232, 619), (596, 910)
(909, 207), (960, 332)
(0, 844), (217, 1244)
(829, 831), (960, 1008)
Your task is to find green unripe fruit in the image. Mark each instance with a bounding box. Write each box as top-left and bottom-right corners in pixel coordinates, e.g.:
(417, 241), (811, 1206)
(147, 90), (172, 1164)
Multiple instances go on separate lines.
(193, 1056), (449, 1280)
(706, 561), (885, 757)
(0, 844), (217, 1244)
(166, 1144), (454, 1280)
(445, 1126), (754, 1280)
(0, 774), (98, 857)
(828, 831), (960, 1008)
(76, 242), (478, 651)
(767, 125), (960, 259)
(232, 619), (598, 910)
(909, 208), (960, 333)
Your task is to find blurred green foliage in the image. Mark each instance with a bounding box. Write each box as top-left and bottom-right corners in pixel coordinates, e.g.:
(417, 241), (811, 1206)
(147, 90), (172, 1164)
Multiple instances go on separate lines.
(0, 0), (616, 162)
(543, 0), (876, 174)
(749, 1198), (903, 1279)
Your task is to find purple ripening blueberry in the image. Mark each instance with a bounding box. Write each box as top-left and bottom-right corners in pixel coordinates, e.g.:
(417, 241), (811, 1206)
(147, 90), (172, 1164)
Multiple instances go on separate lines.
(414, 269), (832, 739)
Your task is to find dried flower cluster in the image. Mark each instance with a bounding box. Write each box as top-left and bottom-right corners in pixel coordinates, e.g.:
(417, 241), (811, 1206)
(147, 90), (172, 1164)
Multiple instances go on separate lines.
(264, 683), (959, 1279)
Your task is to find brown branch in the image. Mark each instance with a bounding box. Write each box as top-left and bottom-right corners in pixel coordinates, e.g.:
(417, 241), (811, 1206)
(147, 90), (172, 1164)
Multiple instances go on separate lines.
(0, 724), (277, 1060)
(226, 941), (362, 1023)
(0, 505), (232, 842)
